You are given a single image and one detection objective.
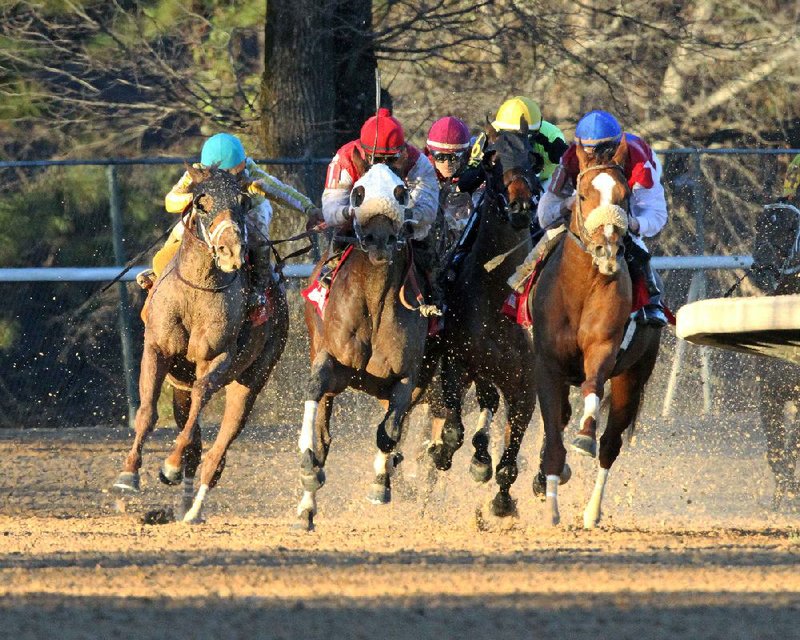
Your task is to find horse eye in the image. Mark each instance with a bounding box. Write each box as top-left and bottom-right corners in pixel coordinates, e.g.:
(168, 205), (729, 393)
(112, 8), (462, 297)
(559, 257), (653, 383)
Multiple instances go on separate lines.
(393, 185), (408, 205)
(351, 185), (365, 208)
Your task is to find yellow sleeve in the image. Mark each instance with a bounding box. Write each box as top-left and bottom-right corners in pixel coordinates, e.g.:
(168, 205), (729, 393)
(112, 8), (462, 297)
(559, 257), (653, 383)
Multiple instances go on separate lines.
(783, 154), (800, 199)
(245, 158), (315, 213)
(165, 170), (195, 213)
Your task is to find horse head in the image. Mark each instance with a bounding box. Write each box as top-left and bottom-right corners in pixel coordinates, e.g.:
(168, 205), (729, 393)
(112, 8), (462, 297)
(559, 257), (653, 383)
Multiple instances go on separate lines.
(185, 164), (248, 272)
(349, 163), (409, 265)
(482, 116), (540, 230)
(573, 137), (631, 276)
(751, 202), (800, 293)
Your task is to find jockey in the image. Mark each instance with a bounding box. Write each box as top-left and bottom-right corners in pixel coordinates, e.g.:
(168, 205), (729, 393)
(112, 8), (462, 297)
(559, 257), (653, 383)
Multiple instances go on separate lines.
(538, 110), (669, 326)
(137, 133), (321, 311)
(423, 116), (474, 236)
(322, 108), (440, 304)
(490, 96), (568, 191)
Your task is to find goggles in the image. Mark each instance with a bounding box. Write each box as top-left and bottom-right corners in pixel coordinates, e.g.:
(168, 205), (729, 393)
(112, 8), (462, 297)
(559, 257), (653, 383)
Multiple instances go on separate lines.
(370, 151), (404, 164)
(431, 151), (465, 164)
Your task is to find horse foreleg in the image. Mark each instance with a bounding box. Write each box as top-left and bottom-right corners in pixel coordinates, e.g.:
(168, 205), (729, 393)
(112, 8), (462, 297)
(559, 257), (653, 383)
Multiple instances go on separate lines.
(296, 352), (349, 530)
(573, 344), (617, 458)
(370, 377), (415, 505)
(470, 380), (500, 483)
(430, 356), (468, 471)
(171, 388), (198, 515)
(537, 365), (570, 526)
(114, 343), (171, 493)
(162, 351), (233, 486)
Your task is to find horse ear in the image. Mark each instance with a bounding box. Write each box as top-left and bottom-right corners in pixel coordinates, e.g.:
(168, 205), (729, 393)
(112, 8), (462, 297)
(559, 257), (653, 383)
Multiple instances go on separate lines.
(352, 144), (369, 176)
(575, 140), (590, 169)
(612, 135), (628, 166)
(484, 114), (498, 142)
(186, 162), (207, 185)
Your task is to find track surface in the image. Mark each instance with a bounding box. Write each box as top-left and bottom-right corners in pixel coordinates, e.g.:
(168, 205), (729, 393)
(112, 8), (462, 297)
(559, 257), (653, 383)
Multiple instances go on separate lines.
(1, 408), (799, 639)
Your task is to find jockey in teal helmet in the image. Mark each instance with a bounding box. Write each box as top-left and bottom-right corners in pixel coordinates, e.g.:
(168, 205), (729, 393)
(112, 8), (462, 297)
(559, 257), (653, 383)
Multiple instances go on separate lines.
(536, 109), (669, 326)
(138, 133), (322, 316)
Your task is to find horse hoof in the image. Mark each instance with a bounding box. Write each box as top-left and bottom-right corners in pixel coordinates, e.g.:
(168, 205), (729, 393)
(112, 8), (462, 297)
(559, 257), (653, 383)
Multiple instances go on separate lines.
(490, 492), (518, 518)
(293, 510), (315, 532)
(159, 462), (183, 486)
(469, 457), (492, 483)
(571, 435), (597, 458)
(560, 462), (572, 485)
(367, 483), (391, 505)
(532, 471), (546, 500)
(428, 444), (453, 471)
(113, 471), (140, 493)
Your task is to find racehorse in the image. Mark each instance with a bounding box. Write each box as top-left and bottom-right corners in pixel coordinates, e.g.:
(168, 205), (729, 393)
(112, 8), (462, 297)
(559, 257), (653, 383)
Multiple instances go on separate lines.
(113, 165), (289, 522)
(432, 121), (546, 517)
(750, 201), (800, 508)
(531, 138), (663, 527)
(296, 162), (434, 530)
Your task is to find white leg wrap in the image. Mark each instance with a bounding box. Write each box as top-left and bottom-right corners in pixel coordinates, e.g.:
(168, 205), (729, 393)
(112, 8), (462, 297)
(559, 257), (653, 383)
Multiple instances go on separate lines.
(373, 451), (394, 476)
(183, 483), (208, 523)
(581, 393), (601, 428)
(545, 474), (561, 525)
(297, 490), (317, 517)
(583, 467), (610, 529)
(474, 408), (493, 435)
(298, 400), (318, 452)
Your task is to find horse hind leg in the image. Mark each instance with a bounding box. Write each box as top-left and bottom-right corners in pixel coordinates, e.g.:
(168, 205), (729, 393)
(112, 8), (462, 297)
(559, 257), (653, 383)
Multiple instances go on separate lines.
(168, 387), (199, 517)
(761, 389), (793, 509)
(533, 389), (572, 499)
(429, 357), (468, 471)
(469, 381), (500, 483)
(490, 389), (535, 518)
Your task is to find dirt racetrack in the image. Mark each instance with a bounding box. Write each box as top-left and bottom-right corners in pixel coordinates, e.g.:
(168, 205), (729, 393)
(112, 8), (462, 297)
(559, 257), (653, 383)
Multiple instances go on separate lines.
(1, 403), (800, 639)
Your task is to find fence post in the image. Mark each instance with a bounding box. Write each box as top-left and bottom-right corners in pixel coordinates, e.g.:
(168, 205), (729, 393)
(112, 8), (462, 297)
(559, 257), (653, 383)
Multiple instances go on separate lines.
(691, 150), (713, 414)
(106, 166), (139, 429)
(303, 155), (321, 262)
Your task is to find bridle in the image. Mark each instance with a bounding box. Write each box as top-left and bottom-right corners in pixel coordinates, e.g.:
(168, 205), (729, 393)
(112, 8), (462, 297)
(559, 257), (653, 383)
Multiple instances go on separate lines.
(570, 162), (629, 249)
(489, 167), (538, 227)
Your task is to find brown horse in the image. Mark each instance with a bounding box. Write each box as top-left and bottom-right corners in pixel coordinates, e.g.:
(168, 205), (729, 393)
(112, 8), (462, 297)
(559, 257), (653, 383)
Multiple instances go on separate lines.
(531, 138), (662, 527)
(113, 165), (289, 522)
(432, 122), (551, 517)
(296, 163), (434, 530)
(751, 201), (800, 508)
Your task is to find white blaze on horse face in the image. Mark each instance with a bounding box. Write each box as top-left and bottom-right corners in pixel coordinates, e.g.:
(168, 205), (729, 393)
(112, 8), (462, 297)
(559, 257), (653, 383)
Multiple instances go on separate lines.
(298, 400), (318, 453)
(581, 393), (601, 430)
(591, 172), (617, 208)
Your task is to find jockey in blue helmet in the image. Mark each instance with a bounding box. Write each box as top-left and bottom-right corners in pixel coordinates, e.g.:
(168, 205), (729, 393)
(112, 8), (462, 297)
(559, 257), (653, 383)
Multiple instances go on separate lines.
(138, 133), (322, 315)
(537, 110), (669, 326)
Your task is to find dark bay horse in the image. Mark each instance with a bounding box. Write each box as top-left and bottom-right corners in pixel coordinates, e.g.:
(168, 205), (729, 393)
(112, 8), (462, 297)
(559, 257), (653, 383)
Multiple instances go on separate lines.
(297, 163), (433, 530)
(113, 165), (289, 522)
(433, 122), (555, 517)
(531, 138), (662, 527)
(751, 201), (800, 507)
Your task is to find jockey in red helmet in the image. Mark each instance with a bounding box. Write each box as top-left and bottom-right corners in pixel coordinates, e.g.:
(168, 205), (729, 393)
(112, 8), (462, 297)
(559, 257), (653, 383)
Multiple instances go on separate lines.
(322, 108), (439, 241)
(536, 110), (669, 326)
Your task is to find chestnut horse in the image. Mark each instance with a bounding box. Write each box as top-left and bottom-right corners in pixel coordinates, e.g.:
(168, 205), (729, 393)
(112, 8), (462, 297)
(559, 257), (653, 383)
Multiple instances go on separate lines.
(531, 138), (662, 527)
(296, 163), (435, 530)
(750, 201), (800, 507)
(113, 165), (289, 522)
(433, 122), (551, 517)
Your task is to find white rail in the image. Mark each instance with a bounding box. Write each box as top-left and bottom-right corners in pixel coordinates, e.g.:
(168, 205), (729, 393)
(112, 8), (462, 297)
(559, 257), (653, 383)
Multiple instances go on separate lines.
(0, 255), (754, 282)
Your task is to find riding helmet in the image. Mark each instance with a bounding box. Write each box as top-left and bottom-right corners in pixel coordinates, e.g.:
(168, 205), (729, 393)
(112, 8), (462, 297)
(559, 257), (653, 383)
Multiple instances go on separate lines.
(492, 97), (543, 132)
(360, 108), (405, 156)
(201, 133), (246, 170)
(575, 111), (623, 148)
(426, 116), (471, 153)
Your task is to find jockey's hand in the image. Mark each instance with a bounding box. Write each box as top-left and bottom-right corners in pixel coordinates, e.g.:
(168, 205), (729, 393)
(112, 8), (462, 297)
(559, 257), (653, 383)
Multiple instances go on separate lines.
(628, 214), (640, 234)
(305, 206), (324, 231)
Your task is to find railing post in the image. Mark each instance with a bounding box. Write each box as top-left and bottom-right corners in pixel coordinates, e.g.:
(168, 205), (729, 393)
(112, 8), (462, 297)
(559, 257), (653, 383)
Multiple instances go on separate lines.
(691, 150), (712, 414)
(107, 166), (139, 429)
(303, 155), (321, 261)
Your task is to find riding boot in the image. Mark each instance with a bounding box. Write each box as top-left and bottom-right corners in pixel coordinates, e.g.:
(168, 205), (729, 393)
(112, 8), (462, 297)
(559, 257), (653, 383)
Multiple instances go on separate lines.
(248, 242), (271, 311)
(638, 257), (668, 327)
(136, 268), (155, 291)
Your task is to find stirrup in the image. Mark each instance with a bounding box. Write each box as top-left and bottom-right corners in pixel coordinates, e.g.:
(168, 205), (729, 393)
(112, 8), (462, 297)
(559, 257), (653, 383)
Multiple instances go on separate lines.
(136, 269), (155, 290)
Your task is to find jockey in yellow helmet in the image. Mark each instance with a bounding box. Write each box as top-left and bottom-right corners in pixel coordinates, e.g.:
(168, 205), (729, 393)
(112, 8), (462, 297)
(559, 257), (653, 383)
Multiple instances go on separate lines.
(489, 96), (568, 188)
